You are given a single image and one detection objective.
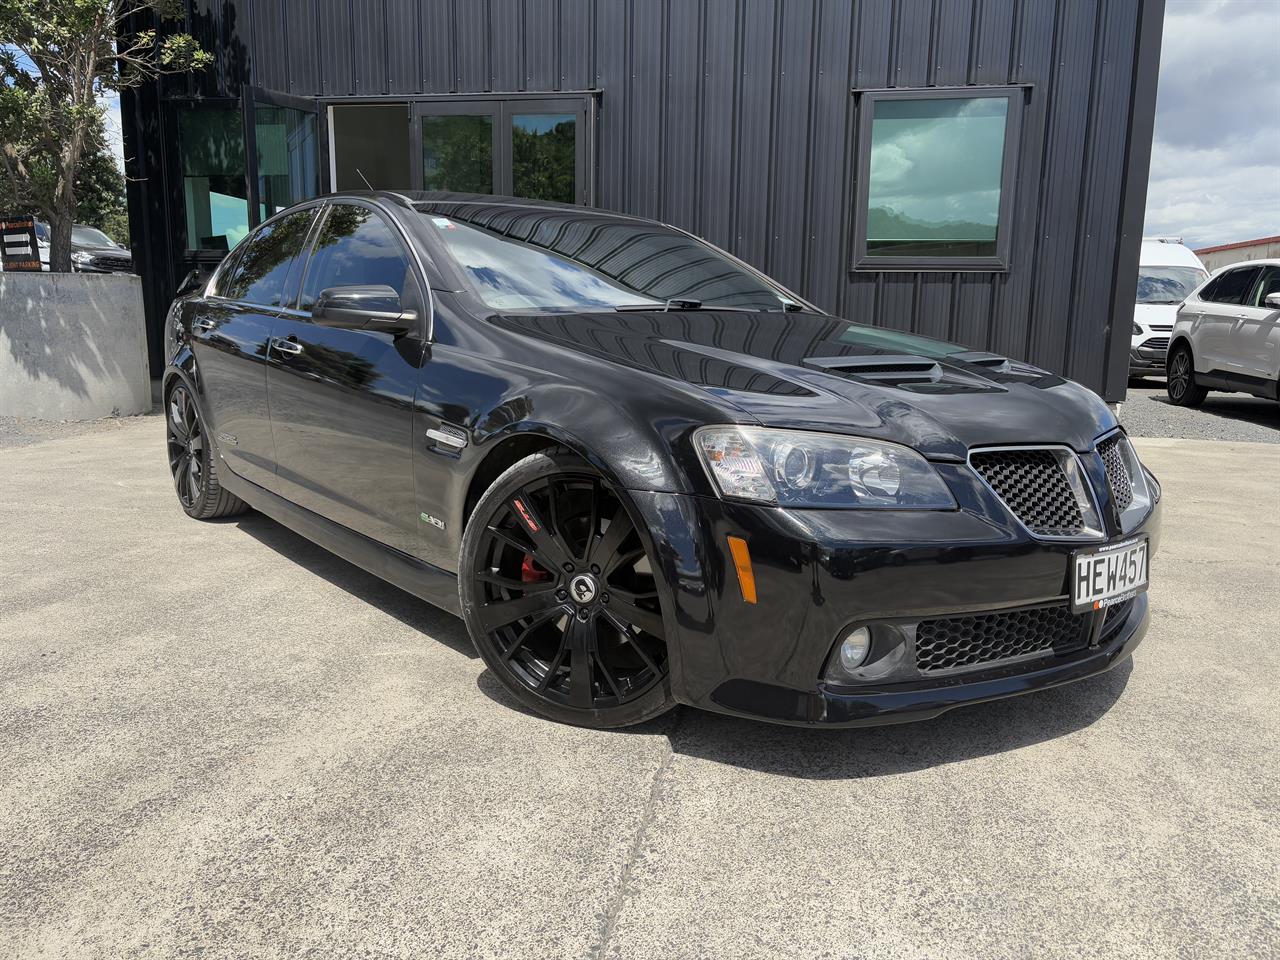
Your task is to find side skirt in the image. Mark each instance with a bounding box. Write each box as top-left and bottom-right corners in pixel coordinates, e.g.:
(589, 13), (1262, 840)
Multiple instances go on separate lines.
(217, 463), (463, 617)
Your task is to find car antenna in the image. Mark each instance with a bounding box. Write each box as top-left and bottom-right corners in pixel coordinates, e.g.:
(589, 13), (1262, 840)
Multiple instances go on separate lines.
(356, 168), (374, 190)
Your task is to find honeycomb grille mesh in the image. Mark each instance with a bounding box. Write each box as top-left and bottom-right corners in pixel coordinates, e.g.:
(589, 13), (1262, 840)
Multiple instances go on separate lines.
(915, 604), (1089, 674)
(1097, 436), (1134, 513)
(970, 449), (1084, 536)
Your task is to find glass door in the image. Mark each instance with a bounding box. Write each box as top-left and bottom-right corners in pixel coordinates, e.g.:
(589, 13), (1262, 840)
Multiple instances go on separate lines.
(412, 97), (591, 205)
(244, 87), (326, 226)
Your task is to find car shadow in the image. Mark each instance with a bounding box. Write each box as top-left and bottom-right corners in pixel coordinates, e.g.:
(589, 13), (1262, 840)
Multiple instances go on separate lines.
(1173, 394), (1279, 431)
(232, 512), (478, 660)
(226, 511), (1133, 777)
(477, 658), (1134, 780)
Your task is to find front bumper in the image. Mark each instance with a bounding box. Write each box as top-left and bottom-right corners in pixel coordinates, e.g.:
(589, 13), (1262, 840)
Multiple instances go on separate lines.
(1129, 342), (1169, 375)
(629, 457), (1161, 728)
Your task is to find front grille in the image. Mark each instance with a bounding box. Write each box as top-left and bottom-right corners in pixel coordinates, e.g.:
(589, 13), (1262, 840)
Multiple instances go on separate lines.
(1097, 435), (1134, 512)
(1149, 324), (1173, 332)
(970, 449), (1085, 536)
(914, 603), (1089, 674)
(1140, 337), (1170, 351)
(1101, 597), (1135, 641)
(92, 255), (132, 271)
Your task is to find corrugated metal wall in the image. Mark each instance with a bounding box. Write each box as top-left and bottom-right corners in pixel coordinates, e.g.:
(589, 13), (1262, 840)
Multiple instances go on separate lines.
(132, 0), (1164, 399)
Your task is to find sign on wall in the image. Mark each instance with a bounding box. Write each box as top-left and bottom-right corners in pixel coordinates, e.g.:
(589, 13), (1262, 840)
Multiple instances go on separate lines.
(0, 216), (42, 271)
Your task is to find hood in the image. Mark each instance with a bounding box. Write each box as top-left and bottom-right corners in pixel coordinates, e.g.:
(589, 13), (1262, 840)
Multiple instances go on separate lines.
(490, 310), (1117, 460)
(75, 245), (131, 259)
(1133, 303), (1178, 331)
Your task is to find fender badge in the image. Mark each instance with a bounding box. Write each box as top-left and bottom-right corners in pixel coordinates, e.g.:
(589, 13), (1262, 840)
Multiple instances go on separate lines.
(215, 432), (238, 446)
(513, 498), (539, 533)
(419, 512), (446, 530)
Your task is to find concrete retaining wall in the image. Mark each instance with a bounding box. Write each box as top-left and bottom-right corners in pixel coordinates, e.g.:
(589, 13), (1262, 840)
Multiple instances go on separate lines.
(0, 272), (151, 420)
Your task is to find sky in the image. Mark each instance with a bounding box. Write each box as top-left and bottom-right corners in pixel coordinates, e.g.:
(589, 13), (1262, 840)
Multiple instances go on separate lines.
(1142, 0), (1280, 249)
(94, 0), (1278, 251)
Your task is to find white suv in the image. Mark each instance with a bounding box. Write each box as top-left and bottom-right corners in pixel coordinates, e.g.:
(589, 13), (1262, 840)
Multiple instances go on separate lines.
(1131, 238), (1207, 378)
(1166, 259), (1280, 406)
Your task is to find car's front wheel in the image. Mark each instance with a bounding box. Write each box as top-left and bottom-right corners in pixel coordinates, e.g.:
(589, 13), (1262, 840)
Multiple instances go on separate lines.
(165, 383), (248, 520)
(1166, 345), (1207, 407)
(460, 451), (675, 728)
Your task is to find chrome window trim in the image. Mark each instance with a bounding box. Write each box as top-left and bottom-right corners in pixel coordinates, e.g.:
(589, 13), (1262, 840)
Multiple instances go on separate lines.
(967, 442), (1107, 543)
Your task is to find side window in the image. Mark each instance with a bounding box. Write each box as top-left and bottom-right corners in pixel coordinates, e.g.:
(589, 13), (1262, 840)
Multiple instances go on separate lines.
(299, 204), (413, 310)
(1247, 266), (1280, 308)
(223, 207), (318, 306)
(1203, 267), (1261, 306)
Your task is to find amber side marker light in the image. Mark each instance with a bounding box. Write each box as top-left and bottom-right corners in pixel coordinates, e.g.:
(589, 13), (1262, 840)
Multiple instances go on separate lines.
(726, 535), (757, 604)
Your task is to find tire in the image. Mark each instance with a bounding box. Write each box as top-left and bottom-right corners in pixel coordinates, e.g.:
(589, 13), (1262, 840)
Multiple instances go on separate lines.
(1166, 345), (1207, 408)
(165, 382), (249, 520)
(460, 451), (676, 728)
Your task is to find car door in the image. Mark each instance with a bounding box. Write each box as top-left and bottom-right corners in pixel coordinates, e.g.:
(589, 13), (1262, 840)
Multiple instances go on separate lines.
(265, 200), (428, 556)
(1193, 265), (1262, 374)
(187, 206), (319, 489)
(1231, 266), (1280, 381)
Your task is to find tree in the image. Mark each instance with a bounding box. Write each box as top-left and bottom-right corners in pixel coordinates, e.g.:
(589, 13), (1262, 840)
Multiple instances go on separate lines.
(74, 138), (129, 244)
(0, 0), (211, 271)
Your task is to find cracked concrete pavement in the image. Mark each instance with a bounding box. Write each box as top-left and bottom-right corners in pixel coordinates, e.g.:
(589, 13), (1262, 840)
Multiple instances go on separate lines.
(1, 420), (1276, 959)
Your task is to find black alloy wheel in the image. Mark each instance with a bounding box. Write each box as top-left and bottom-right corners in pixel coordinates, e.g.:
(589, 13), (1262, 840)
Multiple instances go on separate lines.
(1166, 346), (1206, 408)
(460, 452), (674, 728)
(165, 383), (248, 520)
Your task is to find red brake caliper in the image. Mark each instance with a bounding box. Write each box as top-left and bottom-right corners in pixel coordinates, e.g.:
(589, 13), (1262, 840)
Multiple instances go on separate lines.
(521, 553), (550, 583)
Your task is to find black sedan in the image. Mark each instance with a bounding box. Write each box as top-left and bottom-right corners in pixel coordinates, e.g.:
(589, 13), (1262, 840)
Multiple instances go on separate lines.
(164, 192), (1160, 729)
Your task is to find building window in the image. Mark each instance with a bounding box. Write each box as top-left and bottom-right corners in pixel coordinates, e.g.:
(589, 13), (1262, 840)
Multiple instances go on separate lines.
(852, 87), (1023, 271)
(177, 103), (249, 253)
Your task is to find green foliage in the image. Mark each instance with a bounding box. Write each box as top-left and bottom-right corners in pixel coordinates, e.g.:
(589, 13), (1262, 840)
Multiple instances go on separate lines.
(512, 120), (576, 204)
(0, 0), (210, 268)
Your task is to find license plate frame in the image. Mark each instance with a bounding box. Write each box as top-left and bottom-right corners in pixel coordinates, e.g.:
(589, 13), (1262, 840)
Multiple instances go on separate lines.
(1071, 535), (1150, 614)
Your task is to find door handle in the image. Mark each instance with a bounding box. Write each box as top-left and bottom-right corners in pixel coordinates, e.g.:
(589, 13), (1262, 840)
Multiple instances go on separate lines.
(271, 337), (304, 356)
(191, 318), (216, 332)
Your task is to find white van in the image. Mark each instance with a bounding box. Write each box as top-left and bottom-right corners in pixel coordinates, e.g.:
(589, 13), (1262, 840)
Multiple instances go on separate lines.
(1130, 238), (1208, 378)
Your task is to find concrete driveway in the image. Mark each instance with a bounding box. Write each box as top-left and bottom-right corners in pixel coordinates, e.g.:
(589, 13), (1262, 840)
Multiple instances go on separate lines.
(1, 420), (1276, 959)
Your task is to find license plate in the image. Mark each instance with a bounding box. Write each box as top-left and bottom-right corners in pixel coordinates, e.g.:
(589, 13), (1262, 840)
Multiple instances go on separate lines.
(1071, 536), (1149, 613)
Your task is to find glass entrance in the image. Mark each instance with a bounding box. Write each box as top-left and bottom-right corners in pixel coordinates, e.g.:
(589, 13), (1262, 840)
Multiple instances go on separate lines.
(412, 97), (590, 204)
(245, 88), (325, 226)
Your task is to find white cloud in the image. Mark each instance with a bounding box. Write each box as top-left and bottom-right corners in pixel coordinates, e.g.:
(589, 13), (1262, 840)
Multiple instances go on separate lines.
(99, 93), (125, 171)
(1143, 0), (1280, 248)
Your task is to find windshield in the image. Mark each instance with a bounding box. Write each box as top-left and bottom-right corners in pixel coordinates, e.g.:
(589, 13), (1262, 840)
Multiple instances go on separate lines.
(1136, 266), (1206, 304)
(417, 204), (800, 313)
(71, 225), (116, 247)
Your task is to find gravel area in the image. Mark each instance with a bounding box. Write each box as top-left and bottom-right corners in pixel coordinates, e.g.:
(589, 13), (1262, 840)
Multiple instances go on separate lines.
(2, 422), (1276, 958)
(1120, 379), (1279, 443)
(0, 412), (159, 451)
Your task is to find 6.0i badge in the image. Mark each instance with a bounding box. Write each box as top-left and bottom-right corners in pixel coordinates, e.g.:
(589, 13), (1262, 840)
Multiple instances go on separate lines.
(419, 512), (446, 530)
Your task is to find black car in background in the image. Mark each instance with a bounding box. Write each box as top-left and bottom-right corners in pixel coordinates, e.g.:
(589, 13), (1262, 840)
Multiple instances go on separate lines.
(67, 223), (133, 274)
(163, 192), (1161, 729)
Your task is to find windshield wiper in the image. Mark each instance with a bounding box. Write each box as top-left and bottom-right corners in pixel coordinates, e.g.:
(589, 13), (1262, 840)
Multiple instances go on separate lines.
(615, 298), (704, 312)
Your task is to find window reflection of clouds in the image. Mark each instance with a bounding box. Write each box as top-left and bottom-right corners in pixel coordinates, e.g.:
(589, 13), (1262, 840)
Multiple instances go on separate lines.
(435, 220), (662, 310)
(869, 97), (1008, 233)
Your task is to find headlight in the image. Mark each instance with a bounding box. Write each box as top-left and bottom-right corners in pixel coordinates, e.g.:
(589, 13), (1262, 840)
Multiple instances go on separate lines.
(71, 251), (94, 265)
(1132, 323), (1142, 336)
(1111, 433), (1155, 528)
(693, 426), (956, 508)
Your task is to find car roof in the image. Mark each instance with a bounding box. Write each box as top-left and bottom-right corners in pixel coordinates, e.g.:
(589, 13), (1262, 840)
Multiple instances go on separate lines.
(1139, 239), (1205, 270)
(324, 190), (662, 226)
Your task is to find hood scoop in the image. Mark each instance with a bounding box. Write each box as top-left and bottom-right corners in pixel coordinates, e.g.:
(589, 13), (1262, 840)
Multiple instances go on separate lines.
(803, 353), (1003, 394)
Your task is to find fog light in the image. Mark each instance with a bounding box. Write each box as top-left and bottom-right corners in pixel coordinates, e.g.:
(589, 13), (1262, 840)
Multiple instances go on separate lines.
(838, 627), (871, 672)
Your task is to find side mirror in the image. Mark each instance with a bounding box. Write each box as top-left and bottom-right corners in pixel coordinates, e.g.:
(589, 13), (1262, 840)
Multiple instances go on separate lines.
(1264, 292), (1280, 310)
(312, 284), (417, 335)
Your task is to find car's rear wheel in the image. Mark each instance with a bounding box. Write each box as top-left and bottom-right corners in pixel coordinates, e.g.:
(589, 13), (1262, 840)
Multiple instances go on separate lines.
(165, 383), (248, 520)
(1166, 345), (1207, 407)
(460, 451), (675, 728)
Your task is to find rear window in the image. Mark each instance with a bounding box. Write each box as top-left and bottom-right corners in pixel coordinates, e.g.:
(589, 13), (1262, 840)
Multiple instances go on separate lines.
(1136, 266), (1207, 304)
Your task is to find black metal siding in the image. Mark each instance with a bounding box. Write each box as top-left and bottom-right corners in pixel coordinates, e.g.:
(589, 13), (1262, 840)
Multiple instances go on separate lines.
(125, 0), (1163, 401)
